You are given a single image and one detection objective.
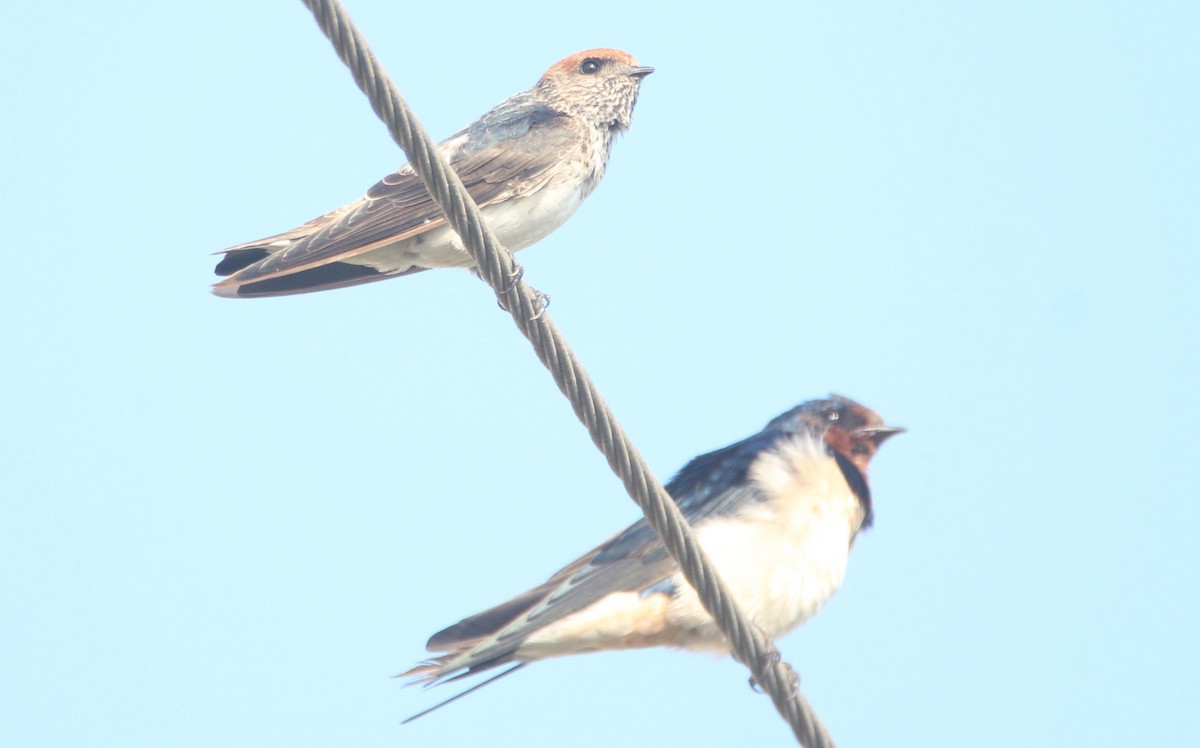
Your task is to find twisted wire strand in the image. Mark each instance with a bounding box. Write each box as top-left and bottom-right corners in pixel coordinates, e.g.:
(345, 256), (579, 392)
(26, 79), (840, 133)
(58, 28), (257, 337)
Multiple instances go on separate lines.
(298, 2), (835, 744)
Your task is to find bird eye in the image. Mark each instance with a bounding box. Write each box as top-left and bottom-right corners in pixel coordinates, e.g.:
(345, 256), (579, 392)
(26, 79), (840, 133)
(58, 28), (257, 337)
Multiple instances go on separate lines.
(827, 410), (840, 422)
(580, 58), (602, 75)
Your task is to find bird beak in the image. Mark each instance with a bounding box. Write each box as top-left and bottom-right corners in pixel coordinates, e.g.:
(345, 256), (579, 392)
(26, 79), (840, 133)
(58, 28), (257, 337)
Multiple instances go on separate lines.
(854, 426), (906, 446)
(629, 66), (655, 78)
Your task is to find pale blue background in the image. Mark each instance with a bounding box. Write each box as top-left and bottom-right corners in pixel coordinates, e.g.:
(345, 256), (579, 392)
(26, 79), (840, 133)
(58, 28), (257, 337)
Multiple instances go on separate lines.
(3, 2), (1197, 746)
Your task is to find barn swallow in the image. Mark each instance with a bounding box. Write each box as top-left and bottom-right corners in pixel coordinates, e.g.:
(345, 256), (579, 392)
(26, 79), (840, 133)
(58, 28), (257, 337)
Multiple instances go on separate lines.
(212, 49), (652, 298)
(402, 395), (902, 721)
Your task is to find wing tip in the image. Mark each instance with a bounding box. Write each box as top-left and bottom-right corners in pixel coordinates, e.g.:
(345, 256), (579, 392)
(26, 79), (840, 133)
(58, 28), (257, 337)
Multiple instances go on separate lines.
(210, 262), (422, 298)
(214, 247), (272, 277)
(397, 658), (451, 687)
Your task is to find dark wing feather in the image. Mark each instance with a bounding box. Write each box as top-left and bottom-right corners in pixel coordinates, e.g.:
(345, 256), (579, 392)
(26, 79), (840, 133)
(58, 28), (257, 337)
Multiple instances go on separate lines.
(425, 527), (672, 663)
(427, 587), (550, 652)
(591, 430), (787, 564)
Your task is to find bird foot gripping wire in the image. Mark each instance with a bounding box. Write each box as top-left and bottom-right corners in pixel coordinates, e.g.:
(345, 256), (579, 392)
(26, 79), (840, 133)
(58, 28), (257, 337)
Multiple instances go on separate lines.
(489, 264), (550, 320)
(748, 645), (798, 695)
(527, 291), (550, 320)
(499, 262), (525, 293)
(498, 289), (550, 320)
(500, 263), (551, 321)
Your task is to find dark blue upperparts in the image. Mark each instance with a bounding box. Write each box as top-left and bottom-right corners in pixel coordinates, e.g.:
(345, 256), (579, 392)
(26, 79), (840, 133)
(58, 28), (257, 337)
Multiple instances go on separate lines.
(456, 93), (566, 155)
(591, 428), (795, 565)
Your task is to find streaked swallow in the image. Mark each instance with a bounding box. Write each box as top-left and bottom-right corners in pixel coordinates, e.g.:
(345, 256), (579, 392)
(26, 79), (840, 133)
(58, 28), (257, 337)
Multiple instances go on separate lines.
(212, 49), (652, 298)
(403, 395), (903, 720)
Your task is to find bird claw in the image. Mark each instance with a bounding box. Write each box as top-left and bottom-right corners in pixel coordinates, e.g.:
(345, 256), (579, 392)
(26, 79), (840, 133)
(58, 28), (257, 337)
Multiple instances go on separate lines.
(493, 263), (544, 315)
(746, 646), (797, 694)
(494, 285), (550, 319)
(498, 262), (525, 294)
(528, 291), (550, 320)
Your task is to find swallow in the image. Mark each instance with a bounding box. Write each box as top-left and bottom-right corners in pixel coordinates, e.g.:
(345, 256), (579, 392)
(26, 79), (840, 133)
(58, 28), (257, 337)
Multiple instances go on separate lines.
(402, 395), (903, 721)
(212, 49), (652, 298)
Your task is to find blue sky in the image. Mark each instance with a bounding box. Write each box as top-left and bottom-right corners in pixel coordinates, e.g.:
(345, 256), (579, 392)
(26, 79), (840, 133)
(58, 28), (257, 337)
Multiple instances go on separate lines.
(2, 2), (1197, 746)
